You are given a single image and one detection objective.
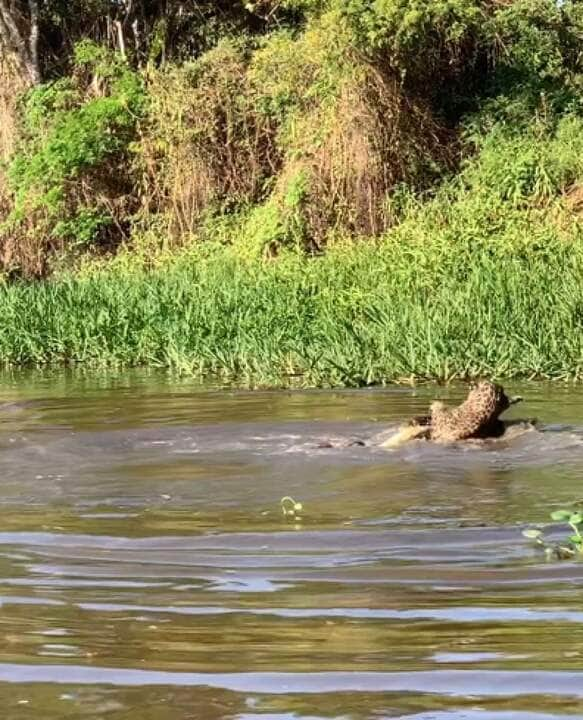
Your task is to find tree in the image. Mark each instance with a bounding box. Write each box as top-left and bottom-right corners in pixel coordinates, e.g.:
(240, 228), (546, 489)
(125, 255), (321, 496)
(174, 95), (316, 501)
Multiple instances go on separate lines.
(0, 0), (41, 84)
(0, 0), (299, 87)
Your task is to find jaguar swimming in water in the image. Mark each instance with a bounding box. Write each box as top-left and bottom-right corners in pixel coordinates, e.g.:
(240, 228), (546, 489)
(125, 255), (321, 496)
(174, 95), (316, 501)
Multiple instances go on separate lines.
(316, 381), (526, 450)
(381, 381), (524, 447)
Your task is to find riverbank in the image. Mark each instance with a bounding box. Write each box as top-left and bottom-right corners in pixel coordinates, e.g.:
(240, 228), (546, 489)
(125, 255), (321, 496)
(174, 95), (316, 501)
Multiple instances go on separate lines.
(3, 2), (583, 388)
(1, 210), (582, 386)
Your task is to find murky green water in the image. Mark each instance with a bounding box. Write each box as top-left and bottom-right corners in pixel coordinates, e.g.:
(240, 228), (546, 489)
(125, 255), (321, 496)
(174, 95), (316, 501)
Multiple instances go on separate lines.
(1, 372), (583, 719)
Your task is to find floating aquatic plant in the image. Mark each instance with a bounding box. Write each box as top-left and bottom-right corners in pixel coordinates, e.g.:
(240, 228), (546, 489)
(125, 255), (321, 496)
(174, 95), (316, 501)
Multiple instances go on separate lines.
(280, 496), (303, 520)
(523, 507), (583, 560)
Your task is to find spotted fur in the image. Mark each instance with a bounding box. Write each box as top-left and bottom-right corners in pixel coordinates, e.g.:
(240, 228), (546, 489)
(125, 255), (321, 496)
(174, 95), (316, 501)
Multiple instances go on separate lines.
(429, 381), (512, 443)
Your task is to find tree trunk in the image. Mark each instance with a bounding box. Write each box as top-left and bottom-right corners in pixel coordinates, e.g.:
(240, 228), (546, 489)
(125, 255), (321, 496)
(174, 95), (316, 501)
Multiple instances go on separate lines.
(0, 0), (41, 85)
(27, 0), (41, 84)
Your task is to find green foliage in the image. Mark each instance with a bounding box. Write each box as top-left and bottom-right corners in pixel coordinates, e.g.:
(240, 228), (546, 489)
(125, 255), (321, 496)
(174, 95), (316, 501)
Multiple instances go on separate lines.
(338, 0), (485, 62)
(523, 506), (583, 560)
(3, 41), (145, 257)
(234, 169), (309, 257)
(4, 3), (583, 377)
(460, 114), (583, 206)
(384, 108), (583, 281)
(143, 37), (280, 229)
(494, 0), (583, 83)
(255, 22), (345, 123)
(1, 212), (583, 382)
(480, 0), (583, 126)
(2, 0), (583, 301)
(336, 0), (583, 125)
(143, 18), (374, 245)
(53, 208), (111, 247)
(136, 0), (583, 256)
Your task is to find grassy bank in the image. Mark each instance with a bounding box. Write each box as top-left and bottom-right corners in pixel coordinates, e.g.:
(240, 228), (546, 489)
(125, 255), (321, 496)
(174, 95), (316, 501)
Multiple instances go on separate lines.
(2, 219), (582, 386)
(2, 2), (583, 386)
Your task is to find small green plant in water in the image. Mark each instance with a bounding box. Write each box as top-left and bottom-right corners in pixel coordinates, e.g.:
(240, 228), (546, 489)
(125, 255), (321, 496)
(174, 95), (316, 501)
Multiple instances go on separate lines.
(280, 496), (303, 520)
(523, 508), (583, 560)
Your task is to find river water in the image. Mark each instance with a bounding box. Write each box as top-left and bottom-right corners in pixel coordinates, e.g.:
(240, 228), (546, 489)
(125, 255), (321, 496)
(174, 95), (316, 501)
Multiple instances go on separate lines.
(1, 372), (583, 719)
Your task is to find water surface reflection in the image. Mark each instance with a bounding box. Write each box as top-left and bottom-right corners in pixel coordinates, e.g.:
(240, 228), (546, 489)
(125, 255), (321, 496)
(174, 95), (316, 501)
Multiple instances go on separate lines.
(0, 373), (582, 718)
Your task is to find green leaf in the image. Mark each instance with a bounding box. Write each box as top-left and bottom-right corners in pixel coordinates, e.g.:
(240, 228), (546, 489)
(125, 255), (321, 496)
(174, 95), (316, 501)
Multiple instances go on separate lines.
(550, 510), (574, 521)
(570, 513), (583, 525)
(570, 534), (583, 545)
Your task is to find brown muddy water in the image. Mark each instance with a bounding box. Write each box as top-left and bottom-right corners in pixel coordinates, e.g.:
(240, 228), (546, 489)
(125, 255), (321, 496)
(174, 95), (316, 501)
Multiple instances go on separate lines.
(1, 373), (583, 719)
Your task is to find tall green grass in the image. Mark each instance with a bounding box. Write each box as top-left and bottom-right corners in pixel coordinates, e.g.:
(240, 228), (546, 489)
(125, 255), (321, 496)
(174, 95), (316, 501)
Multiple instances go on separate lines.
(1, 218), (582, 386)
(3, 109), (583, 387)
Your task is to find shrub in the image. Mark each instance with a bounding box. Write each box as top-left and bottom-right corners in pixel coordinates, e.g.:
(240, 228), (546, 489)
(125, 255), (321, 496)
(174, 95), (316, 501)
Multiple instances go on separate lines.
(140, 39), (281, 238)
(141, 12), (455, 255)
(0, 42), (145, 276)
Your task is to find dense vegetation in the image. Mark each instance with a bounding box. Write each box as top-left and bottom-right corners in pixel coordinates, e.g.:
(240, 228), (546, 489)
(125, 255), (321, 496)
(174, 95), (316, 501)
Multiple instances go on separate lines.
(1, 0), (583, 383)
(3, 235), (583, 385)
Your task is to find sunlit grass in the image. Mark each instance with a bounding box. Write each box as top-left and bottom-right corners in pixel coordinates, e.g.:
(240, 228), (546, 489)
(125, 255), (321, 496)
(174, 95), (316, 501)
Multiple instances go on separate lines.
(1, 212), (583, 387)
